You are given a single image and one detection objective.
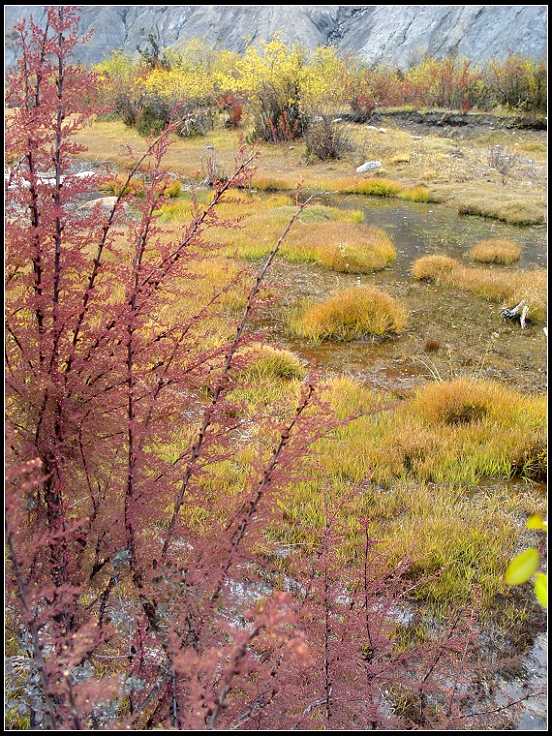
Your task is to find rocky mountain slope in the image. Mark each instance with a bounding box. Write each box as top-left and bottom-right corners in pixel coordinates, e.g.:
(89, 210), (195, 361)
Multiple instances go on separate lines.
(5, 5), (548, 67)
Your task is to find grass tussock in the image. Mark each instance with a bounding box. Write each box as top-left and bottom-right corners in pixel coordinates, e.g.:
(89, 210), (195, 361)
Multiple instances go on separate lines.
(230, 344), (305, 413)
(411, 255), (458, 281)
(318, 378), (546, 487)
(469, 239), (521, 264)
(372, 483), (519, 610)
(457, 197), (545, 226)
(282, 222), (396, 272)
(238, 343), (306, 382)
(450, 265), (547, 323)
(266, 374), (545, 609)
(289, 286), (407, 342)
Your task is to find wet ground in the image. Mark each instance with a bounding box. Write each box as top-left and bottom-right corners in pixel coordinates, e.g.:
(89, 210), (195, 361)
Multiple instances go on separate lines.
(72, 158), (548, 728)
(255, 195), (547, 395)
(254, 194), (548, 729)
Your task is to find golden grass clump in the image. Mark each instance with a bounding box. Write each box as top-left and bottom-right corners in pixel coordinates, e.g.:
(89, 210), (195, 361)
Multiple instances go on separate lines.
(289, 286), (407, 342)
(457, 197), (545, 226)
(371, 483), (518, 610)
(163, 180), (182, 198)
(411, 254), (458, 281)
(469, 239), (521, 264)
(409, 378), (524, 427)
(229, 344), (305, 413)
(335, 177), (403, 197)
(316, 377), (546, 487)
(238, 343), (306, 382)
(314, 225), (396, 273)
(412, 252), (546, 323)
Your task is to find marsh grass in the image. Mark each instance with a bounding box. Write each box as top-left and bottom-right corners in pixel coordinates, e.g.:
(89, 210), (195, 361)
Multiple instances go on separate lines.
(411, 255), (458, 281)
(75, 120), (545, 226)
(289, 286), (408, 342)
(457, 196), (545, 226)
(469, 238), (521, 264)
(314, 225), (396, 273)
(412, 255), (546, 322)
(272, 377), (545, 606)
(318, 378), (546, 487)
(158, 194), (395, 275)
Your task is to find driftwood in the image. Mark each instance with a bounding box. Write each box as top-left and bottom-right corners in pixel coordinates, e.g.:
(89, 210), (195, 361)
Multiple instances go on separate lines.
(501, 300), (530, 329)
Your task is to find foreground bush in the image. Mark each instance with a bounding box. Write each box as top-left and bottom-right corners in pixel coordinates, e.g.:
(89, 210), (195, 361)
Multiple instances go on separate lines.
(5, 10), (543, 730)
(289, 286), (407, 341)
(469, 239), (521, 264)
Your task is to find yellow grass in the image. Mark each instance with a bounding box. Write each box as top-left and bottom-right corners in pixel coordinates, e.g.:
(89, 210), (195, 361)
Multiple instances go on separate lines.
(289, 286), (407, 342)
(74, 119), (546, 226)
(411, 255), (546, 322)
(411, 255), (458, 281)
(469, 239), (521, 264)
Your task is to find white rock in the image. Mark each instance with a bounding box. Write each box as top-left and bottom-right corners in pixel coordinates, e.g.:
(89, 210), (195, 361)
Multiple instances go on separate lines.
(356, 160), (382, 174)
(79, 196), (120, 212)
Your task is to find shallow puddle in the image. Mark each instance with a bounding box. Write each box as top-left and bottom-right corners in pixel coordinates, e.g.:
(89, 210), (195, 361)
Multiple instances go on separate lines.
(321, 193), (547, 274)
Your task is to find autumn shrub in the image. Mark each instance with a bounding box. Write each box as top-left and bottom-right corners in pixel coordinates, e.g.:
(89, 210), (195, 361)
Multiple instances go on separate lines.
(411, 254), (458, 281)
(248, 82), (309, 143)
(289, 286), (407, 341)
(218, 93), (244, 128)
(469, 239), (521, 265)
(304, 115), (353, 161)
(485, 55), (547, 113)
(404, 57), (484, 110)
(134, 93), (172, 135)
(349, 92), (377, 122)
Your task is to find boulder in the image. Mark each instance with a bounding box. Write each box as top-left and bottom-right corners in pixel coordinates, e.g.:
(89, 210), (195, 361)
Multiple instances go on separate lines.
(79, 196), (122, 212)
(356, 160), (382, 174)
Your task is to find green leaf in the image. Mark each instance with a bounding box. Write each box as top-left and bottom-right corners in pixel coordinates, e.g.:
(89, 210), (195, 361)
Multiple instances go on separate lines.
(526, 514), (547, 531)
(534, 573), (548, 608)
(505, 548), (540, 586)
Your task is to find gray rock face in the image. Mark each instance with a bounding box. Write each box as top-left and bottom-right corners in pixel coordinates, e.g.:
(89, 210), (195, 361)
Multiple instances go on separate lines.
(4, 5), (548, 68)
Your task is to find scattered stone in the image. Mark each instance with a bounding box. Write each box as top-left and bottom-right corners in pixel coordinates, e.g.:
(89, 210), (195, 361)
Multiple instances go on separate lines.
(356, 160), (382, 174)
(378, 128), (386, 133)
(79, 195), (123, 212)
